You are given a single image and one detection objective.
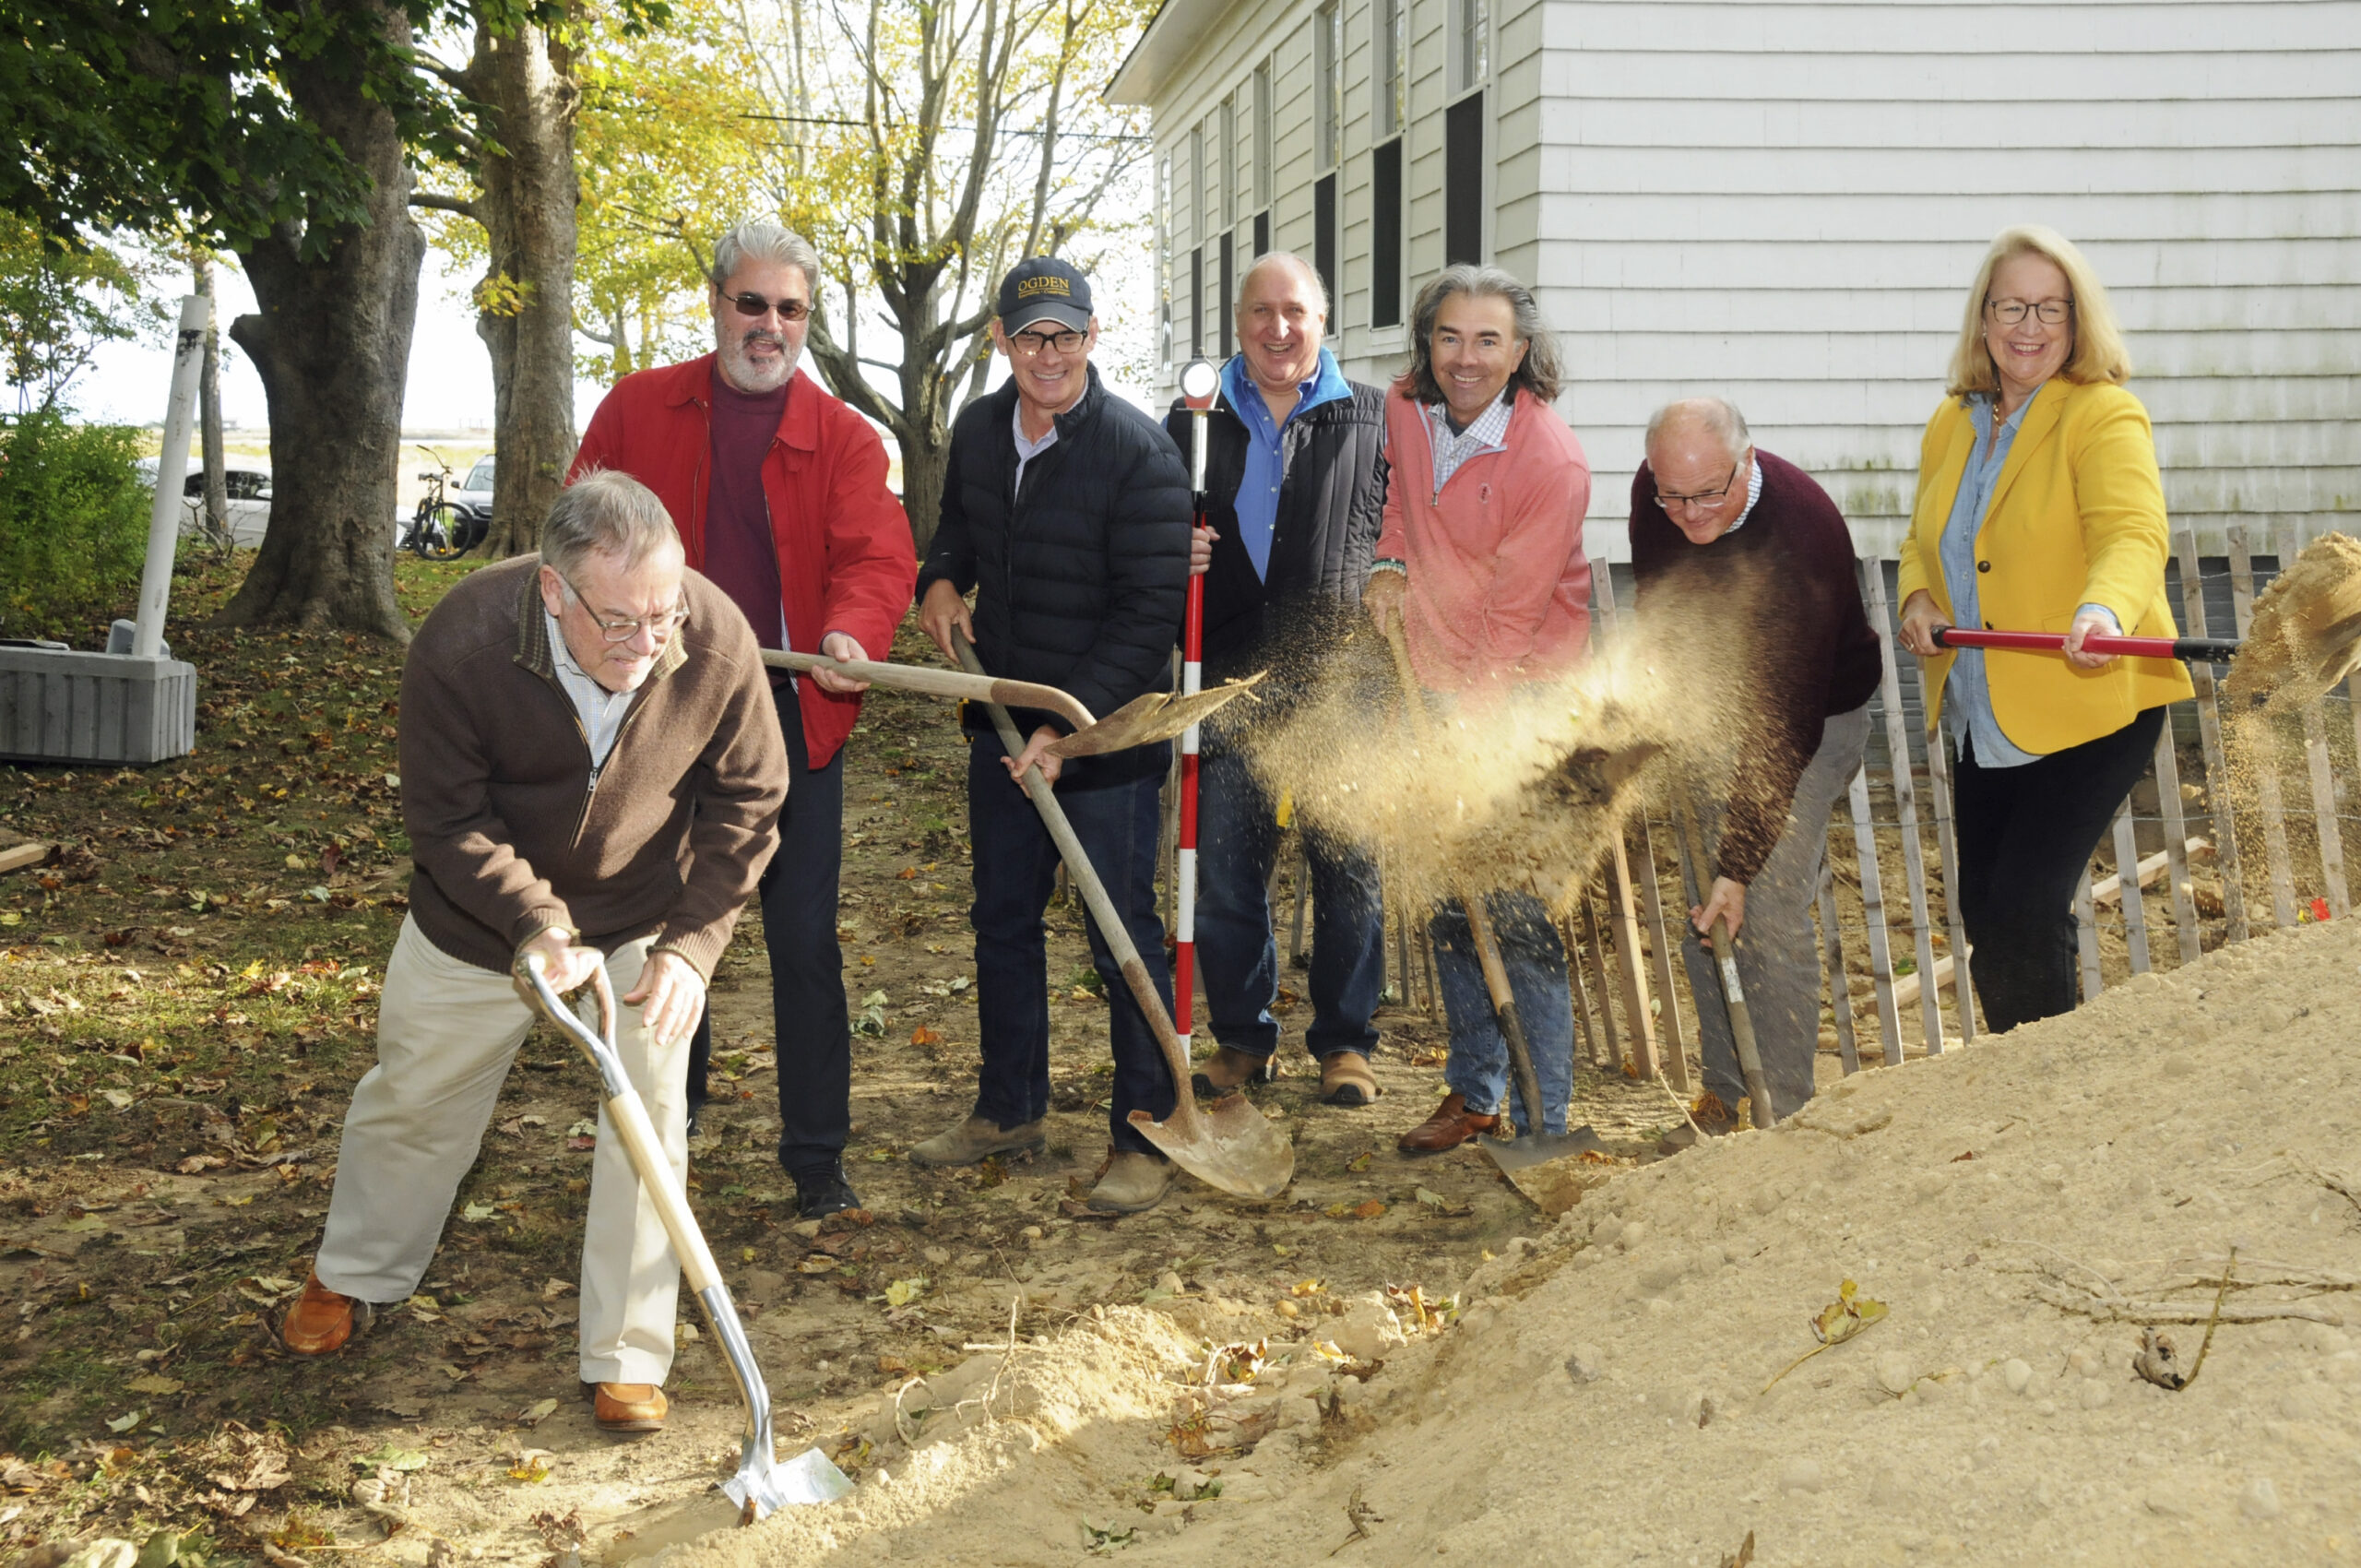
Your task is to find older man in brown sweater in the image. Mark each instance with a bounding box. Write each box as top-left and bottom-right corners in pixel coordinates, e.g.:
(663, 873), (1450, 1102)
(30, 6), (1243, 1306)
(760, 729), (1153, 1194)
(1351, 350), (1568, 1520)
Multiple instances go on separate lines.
(279, 472), (787, 1435)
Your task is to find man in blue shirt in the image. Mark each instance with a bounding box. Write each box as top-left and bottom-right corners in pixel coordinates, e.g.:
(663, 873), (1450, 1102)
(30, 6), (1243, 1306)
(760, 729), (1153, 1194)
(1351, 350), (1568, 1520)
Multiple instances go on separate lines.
(1165, 252), (1390, 1108)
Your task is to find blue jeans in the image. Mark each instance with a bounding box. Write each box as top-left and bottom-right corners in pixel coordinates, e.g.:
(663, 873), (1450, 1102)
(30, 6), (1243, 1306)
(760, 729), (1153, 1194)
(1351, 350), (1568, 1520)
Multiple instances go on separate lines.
(1194, 744), (1385, 1062)
(967, 732), (1176, 1157)
(1431, 891), (1573, 1134)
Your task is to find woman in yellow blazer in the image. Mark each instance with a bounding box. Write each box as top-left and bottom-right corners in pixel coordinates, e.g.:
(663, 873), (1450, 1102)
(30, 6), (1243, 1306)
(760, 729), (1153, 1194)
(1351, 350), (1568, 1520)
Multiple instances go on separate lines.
(1895, 225), (2192, 1033)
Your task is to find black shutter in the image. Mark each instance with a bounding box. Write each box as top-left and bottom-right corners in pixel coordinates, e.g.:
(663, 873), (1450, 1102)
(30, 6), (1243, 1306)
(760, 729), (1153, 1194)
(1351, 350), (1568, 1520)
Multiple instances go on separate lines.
(1372, 137), (1403, 327)
(1314, 172), (1338, 306)
(1191, 247), (1204, 356)
(1445, 91), (1485, 265)
(1218, 238), (1235, 358)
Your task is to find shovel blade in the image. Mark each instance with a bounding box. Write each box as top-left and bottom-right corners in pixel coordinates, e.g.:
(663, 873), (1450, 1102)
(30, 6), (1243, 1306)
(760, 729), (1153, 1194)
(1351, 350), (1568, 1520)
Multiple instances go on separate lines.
(1479, 1123), (1608, 1175)
(1048, 676), (1264, 759)
(1481, 1125), (1614, 1216)
(1128, 1092), (1294, 1200)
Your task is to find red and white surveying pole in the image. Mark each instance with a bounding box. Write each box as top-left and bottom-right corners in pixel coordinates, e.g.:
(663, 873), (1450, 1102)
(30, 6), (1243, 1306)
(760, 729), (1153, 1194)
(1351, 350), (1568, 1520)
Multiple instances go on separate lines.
(1175, 356), (1221, 1059)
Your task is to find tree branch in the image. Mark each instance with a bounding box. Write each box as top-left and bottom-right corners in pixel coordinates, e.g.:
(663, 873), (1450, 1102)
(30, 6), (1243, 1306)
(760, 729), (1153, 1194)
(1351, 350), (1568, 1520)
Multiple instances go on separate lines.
(410, 193), (485, 221)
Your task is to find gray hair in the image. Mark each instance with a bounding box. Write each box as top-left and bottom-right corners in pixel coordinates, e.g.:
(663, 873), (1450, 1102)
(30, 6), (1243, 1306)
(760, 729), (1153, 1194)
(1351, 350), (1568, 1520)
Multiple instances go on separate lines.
(1237, 251), (1328, 319)
(1645, 397), (1752, 461)
(543, 470), (681, 578)
(1399, 265), (1562, 406)
(709, 220), (821, 296)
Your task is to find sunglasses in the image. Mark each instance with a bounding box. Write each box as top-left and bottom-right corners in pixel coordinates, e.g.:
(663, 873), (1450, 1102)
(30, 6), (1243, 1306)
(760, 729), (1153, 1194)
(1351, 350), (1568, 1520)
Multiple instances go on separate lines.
(726, 291), (813, 322)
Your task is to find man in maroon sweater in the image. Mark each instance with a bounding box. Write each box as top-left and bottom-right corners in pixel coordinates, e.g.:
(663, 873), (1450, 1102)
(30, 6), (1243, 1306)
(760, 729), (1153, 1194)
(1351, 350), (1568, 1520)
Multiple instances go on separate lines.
(1630, 398), (1880, 1131)
(571, 220), (917, 1218)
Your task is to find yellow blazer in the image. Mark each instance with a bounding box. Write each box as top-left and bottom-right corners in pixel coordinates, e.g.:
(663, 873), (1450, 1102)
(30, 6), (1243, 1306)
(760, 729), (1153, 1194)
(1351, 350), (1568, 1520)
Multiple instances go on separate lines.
(1896, 379), (2193, 755)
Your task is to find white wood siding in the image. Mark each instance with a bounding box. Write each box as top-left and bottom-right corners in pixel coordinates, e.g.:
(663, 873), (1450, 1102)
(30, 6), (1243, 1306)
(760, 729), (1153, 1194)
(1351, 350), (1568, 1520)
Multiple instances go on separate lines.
(1129, 0), (2361, 559)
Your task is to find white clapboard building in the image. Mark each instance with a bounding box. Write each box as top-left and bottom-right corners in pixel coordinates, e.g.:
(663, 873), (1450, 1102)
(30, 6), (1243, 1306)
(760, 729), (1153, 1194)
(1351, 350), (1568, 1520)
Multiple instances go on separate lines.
(1109, 0), (2361, 561)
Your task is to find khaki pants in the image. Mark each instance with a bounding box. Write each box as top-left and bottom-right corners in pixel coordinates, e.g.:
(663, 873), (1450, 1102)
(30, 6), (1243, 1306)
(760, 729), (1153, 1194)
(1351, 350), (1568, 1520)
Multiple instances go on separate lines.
(317, 916), (687, 1384)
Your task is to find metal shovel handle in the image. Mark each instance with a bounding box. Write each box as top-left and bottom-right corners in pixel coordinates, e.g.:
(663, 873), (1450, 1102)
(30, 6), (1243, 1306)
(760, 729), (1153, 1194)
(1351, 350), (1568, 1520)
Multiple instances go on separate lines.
(520, 954), (792, 1516)
(1672, 800), (1776, 1131)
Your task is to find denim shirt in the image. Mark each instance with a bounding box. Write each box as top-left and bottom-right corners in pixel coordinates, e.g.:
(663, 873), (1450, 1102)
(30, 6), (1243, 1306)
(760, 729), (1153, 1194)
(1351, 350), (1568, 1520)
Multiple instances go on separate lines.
(1940, 389), (2043, 768)
(1221, 348), (1355, 580)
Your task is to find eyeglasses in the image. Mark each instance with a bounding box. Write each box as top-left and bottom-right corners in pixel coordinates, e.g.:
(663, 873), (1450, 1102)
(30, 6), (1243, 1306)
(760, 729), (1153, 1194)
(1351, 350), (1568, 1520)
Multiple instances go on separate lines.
(1986, 298), (2072, 327)
(561, 575), (690, 643)
(1654, 460), (1741, 515)
(726, 291), (812, 322)
(1009, 327), (1086, 358)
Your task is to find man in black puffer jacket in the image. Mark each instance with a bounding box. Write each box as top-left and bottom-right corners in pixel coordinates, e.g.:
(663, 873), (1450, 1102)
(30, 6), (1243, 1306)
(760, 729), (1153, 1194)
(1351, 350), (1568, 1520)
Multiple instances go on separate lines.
(913, 256), (1192, 1214)
(1167, 252), (1389, 1111)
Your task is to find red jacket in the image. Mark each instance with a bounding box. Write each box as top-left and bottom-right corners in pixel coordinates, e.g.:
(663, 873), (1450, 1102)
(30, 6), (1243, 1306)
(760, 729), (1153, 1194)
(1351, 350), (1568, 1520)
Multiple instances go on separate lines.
(570, 357), (918, 768)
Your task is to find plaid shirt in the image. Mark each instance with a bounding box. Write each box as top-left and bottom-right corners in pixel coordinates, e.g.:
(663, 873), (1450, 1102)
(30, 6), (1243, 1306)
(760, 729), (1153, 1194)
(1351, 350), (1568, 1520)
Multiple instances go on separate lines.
(1423, 394), (1514, 496)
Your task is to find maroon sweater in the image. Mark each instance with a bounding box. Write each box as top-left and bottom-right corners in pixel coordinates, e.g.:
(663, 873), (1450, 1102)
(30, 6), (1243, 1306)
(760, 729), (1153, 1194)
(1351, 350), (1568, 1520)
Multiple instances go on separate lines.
(1629, 450), (1881, 883)
(399, 556), (789, 979)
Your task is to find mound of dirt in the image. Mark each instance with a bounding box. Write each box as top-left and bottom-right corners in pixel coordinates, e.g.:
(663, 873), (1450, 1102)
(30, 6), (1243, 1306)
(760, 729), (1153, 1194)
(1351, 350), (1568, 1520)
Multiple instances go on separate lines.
(699, 915), (2360, 1566)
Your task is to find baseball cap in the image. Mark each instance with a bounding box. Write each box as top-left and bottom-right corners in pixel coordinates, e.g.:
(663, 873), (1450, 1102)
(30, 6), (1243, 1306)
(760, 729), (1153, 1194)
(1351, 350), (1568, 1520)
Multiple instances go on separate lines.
(997, 256), (1093, 334)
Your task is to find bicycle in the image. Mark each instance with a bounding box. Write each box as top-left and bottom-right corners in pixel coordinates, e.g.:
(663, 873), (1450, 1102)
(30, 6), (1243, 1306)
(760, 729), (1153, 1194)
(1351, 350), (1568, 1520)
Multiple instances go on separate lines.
(400, 445), (472, 561)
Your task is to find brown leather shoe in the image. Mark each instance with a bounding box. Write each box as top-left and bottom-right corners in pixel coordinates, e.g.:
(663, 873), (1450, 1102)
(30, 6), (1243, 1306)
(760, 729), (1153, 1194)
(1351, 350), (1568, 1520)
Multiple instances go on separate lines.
(1190, 1045), (1270, 1099)
(1318, 1051), (1380, 1107)
(1396, 1091), (1498, 1153)
(589, 1382), (668, 1432)
(280, 1273), (368, 1357)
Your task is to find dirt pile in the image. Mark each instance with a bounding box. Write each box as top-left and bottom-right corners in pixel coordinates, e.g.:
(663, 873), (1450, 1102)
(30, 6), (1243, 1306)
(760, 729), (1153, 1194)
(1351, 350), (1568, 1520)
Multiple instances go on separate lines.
(702, 915), (2360, 1566)
(2225, 531), (2361, 717)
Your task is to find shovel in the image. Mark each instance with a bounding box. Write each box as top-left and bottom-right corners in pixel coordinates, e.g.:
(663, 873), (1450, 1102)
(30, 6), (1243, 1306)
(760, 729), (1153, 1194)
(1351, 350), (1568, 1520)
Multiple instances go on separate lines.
(522, 955), (851, 1519)
(1673, 796), (1776, 1132)
(953, 633), (1293, 1201)
(1377, 619), (1605, 1180)
(762, 647), (1256, 759)
(1928, 530), (2361, 716)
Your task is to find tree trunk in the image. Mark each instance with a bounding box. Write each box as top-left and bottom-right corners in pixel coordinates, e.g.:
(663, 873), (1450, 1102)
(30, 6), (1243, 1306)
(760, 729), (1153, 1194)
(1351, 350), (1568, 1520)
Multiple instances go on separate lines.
(468, 16), (580, 560)
(898, 420), (951, 558)
(194, 255), (230, 549)
(218, 0), (420, 640)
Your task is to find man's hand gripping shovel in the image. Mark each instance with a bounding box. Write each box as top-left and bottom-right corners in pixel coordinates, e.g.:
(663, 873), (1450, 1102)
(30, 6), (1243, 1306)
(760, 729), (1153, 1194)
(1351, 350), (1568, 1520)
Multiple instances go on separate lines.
(521, 953), (853, 1519)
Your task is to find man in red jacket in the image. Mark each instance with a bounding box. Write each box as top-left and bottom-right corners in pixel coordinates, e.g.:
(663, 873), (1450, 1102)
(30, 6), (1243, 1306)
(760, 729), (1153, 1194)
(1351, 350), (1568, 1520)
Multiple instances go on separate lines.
(571, 220), (917, 1218)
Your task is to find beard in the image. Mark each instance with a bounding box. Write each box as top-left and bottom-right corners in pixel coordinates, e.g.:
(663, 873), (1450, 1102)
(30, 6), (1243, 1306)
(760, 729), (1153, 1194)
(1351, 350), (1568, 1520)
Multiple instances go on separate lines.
(716, 324), (799, 393)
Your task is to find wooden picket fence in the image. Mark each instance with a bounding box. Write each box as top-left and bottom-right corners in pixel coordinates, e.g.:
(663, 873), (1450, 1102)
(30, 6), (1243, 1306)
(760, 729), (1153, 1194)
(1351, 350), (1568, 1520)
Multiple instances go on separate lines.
(1358, 518), (2357, 1088)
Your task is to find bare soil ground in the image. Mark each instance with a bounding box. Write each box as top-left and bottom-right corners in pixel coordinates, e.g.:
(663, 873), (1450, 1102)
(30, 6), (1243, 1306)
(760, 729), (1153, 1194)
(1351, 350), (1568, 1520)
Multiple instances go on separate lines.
(0, 557), (1692, 1567)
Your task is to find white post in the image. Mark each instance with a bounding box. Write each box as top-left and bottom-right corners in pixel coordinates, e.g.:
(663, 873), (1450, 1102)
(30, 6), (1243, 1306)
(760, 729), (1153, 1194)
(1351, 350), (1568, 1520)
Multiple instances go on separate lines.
(132, 295), (210, 659)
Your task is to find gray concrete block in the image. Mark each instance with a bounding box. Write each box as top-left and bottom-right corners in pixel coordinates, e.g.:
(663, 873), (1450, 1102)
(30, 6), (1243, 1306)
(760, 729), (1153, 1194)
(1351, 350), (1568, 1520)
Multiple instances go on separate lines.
(0, 647), (197, 766)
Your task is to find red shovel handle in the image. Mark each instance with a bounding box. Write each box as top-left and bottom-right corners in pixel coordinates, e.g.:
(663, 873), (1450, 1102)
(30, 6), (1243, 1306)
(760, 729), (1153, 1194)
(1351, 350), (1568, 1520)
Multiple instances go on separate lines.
(1932, 626), (2240, 662)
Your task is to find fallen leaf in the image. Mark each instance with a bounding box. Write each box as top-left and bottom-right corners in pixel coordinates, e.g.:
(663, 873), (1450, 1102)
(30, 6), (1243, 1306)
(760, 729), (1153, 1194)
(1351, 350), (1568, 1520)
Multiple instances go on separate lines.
(1344, 1151), (1373, 1173)
(351, 1444), (430, 1472)
(911, 1026), (943, 1046)
(877, 1355), (911, 1375)
(540, 1277), (574, 1300)
(507, 1455), (551, 1483)
(460, 1202), (497, 1222)
(882, 1277), (928, 1308)
(125, 1374), (184, 1396)
(438, 1363), (471, 1383)
(517, 1397), (559, 1426)
(1415, 1187), (1445, 1208)
(1351, 1200), (1385, 1220)
(106, 1409), (145, 1433)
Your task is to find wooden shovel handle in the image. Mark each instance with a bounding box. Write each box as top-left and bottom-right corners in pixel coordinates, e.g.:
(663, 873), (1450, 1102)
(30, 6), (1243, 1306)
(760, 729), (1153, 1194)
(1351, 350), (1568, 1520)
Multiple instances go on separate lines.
(762, 648), (1095, 731)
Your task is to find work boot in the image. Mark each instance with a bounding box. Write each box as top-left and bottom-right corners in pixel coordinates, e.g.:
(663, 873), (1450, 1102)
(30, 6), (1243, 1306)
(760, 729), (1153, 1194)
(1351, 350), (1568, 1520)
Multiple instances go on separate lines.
(1658, 1092), (1742, 1155)
(1318, 1051), (1380, 1107)
(791, 1162), (860, 1219)
(908, 1114), (1046, 1169)
(280, 1273), (370, 1357)
(1086, 1152), (1175, 1214)
(1191, 1045), (1270, 1099)
(586, 1382), (668, 1433)
(1396, 1091), (1498, 1153)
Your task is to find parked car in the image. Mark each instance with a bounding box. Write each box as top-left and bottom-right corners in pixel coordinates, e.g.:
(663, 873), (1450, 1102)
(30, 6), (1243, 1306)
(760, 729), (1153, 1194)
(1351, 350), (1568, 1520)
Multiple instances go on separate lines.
(137, 457), (271, 548)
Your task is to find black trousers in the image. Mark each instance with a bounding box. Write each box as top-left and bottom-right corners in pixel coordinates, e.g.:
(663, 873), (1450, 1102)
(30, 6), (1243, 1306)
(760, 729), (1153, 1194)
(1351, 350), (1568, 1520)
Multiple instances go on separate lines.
(1952, 705), (2165, 1034)
(686, 679), (848, 1176)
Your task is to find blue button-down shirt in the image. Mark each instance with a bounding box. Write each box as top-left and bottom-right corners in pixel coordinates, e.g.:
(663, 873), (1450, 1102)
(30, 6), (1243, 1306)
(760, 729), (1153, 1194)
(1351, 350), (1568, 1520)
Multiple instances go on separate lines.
(1223, 348), (1354, 580)
(1940, 390), (2046, 767)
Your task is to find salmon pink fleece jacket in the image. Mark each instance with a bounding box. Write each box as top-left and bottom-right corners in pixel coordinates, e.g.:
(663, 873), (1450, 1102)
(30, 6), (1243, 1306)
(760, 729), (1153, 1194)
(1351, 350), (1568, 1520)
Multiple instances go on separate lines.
(1375, 386), (1594, 695)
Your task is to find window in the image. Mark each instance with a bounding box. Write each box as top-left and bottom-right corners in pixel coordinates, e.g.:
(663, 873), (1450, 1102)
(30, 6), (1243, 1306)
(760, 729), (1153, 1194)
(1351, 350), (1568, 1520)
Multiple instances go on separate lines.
(1192, 247), (1205, 357)
(1252, 61), (1273, 212)
(1219, 92), (1238, 231)
(1157, 154), (1175, 364)
(1376, 0), (1405, 139)
(1314, 1), (1341, 174)
(1371, 0), (1406, 327)
(1446, 0), (1487, 265)
(1454, 0), (1487, 94)
(1314, 176), (1337, 307)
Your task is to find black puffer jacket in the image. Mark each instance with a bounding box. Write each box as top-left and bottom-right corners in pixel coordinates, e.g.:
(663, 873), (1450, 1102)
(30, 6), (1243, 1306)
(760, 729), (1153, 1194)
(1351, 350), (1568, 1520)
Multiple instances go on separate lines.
(919, 368), (1190, 783)
(1165, 378), (1386, 692)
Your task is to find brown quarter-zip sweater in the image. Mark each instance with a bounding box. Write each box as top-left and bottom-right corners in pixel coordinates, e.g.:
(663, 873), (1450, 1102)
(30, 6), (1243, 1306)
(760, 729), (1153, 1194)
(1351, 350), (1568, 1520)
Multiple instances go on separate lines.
(398, 555), (789, 980)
